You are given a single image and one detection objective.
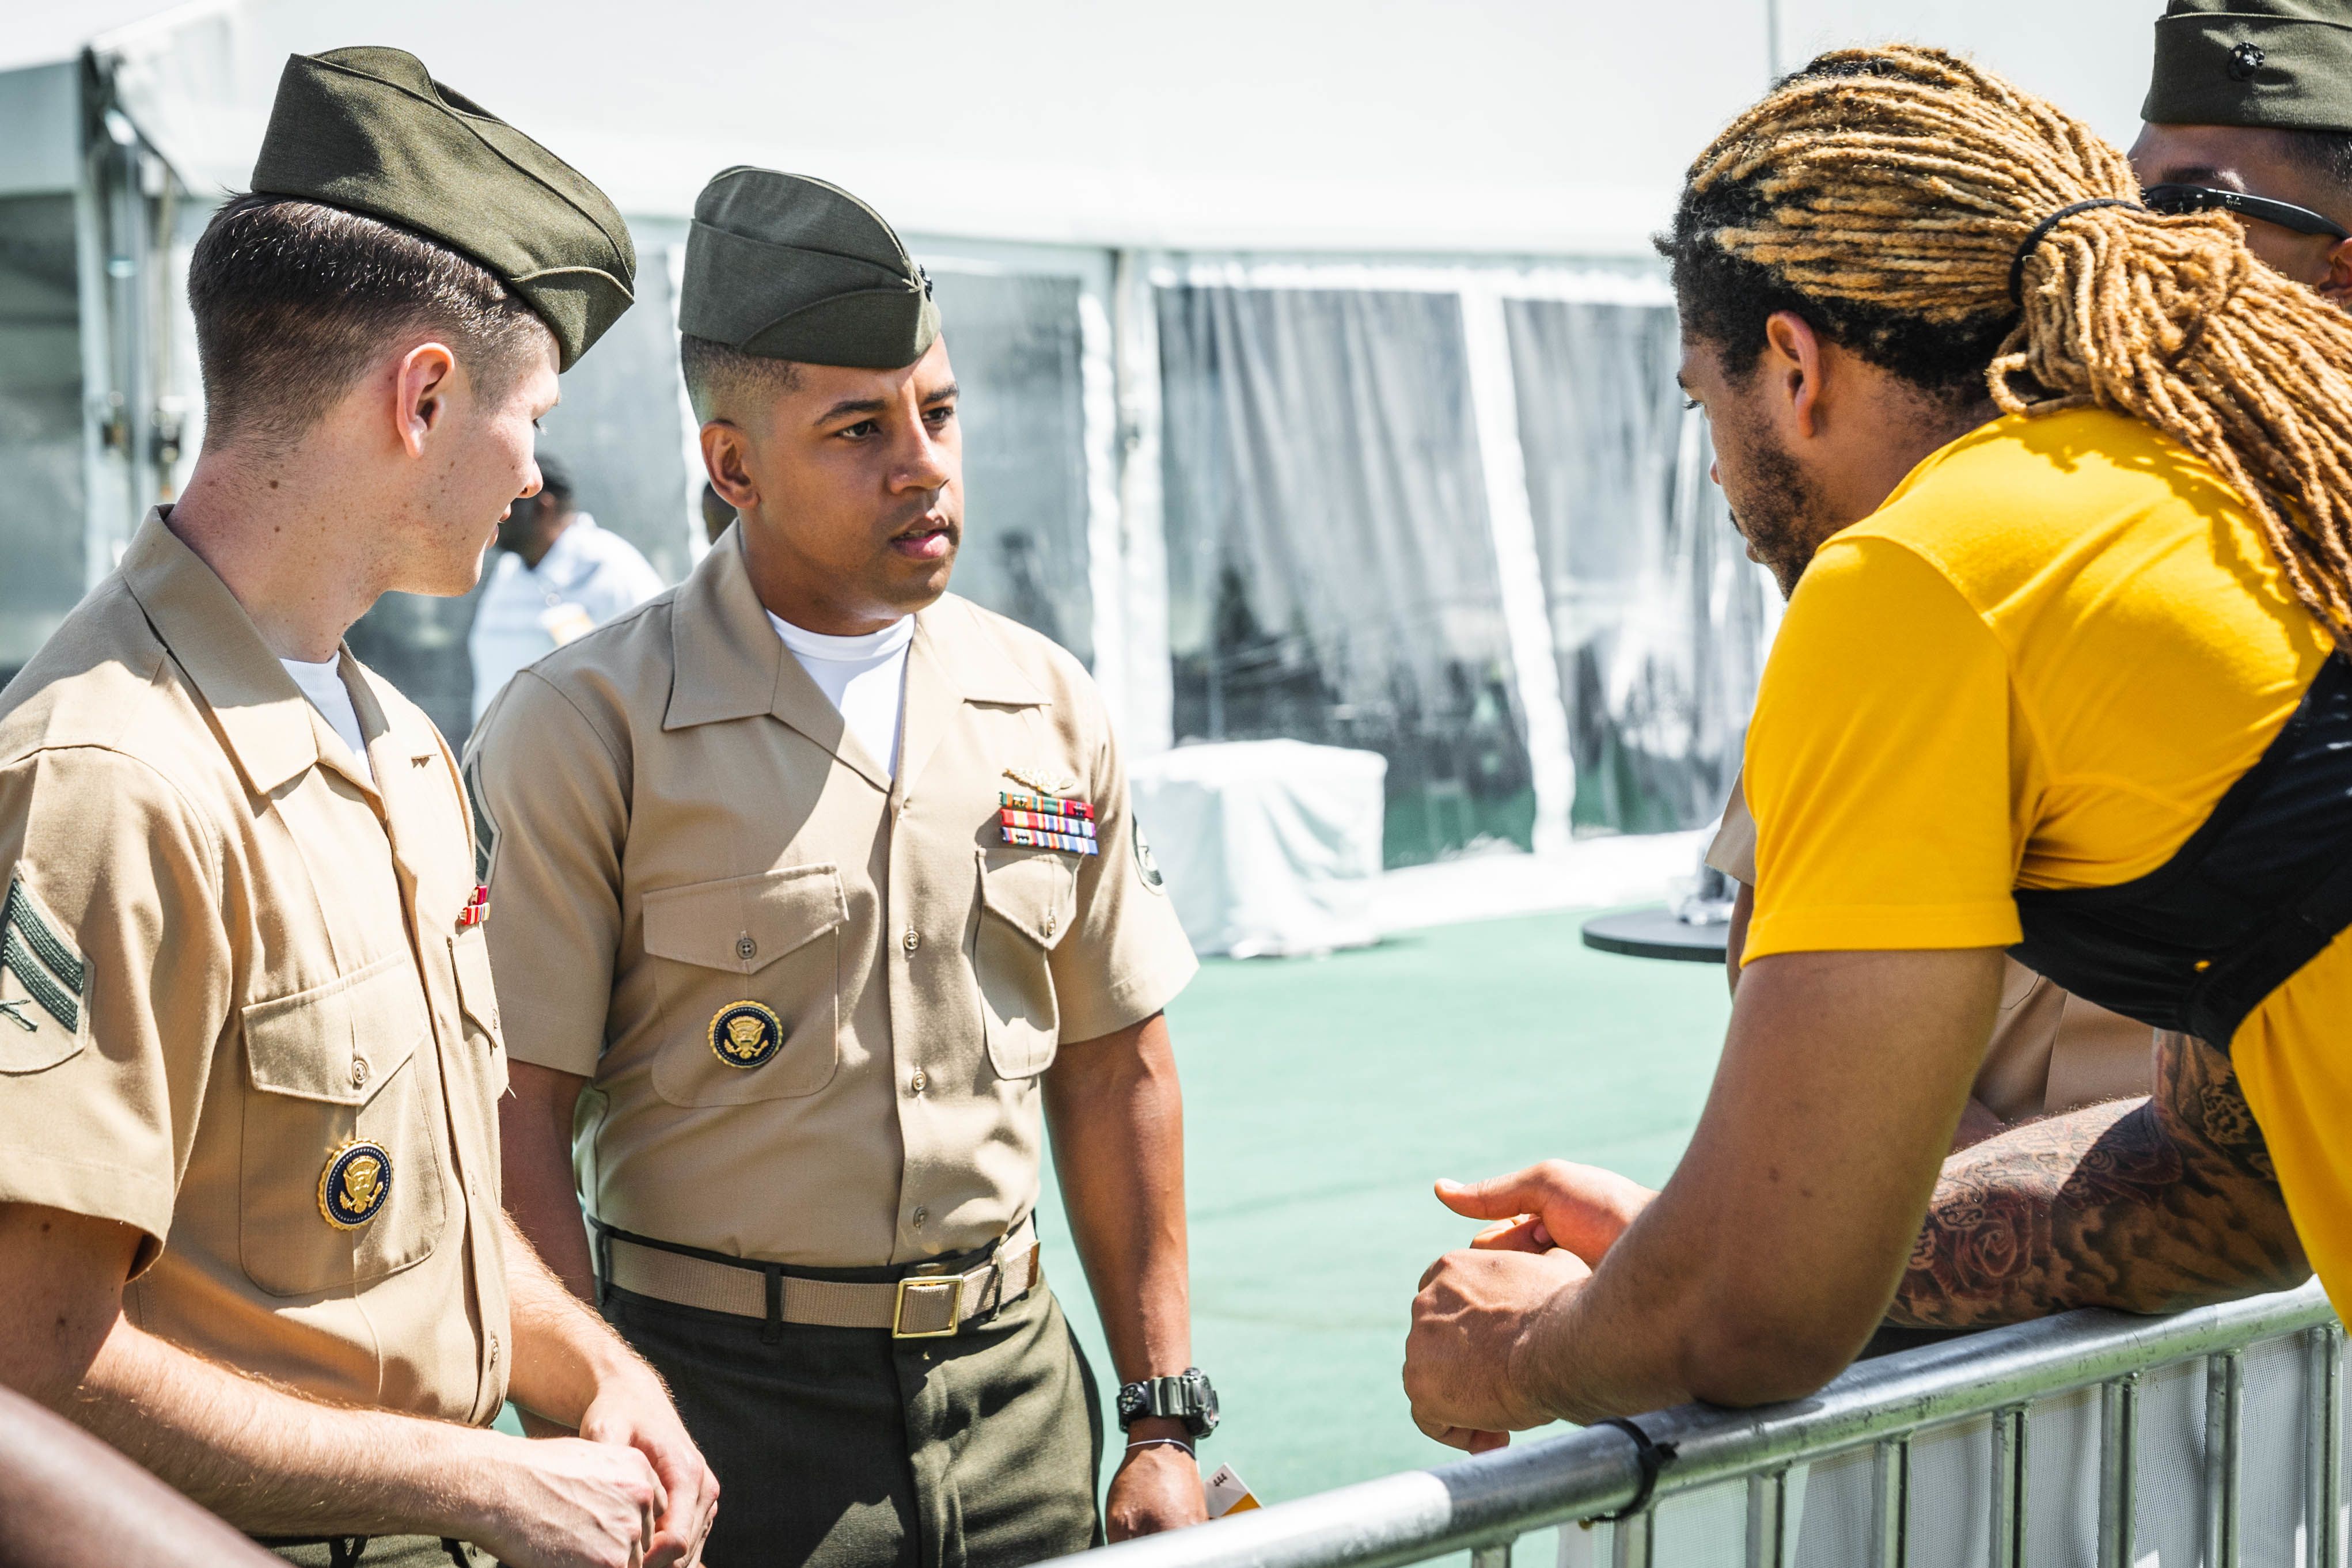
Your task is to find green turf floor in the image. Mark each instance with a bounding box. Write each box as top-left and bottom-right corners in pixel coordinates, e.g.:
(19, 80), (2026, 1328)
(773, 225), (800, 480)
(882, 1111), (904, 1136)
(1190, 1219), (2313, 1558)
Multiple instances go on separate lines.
(1038, 903), (1733, 1510)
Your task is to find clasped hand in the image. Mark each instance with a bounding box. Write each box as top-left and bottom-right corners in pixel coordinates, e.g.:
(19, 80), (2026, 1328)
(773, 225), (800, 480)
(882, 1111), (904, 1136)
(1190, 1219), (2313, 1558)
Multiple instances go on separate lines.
(1402, 1161), (1656, 1452)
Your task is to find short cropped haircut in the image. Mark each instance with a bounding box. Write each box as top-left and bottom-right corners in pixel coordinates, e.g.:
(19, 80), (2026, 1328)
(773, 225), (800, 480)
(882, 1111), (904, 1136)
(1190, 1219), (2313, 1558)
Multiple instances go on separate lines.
(2281, 128), (2352, 193)
(678, 333), (802, 424)
(187, 195), (549, 453)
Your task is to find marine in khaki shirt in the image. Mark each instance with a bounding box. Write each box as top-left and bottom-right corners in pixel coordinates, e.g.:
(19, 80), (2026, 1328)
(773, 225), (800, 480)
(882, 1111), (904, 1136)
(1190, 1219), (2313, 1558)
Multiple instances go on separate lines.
(0, 47), (714, 1568)
(475, 169), (1211, 1568)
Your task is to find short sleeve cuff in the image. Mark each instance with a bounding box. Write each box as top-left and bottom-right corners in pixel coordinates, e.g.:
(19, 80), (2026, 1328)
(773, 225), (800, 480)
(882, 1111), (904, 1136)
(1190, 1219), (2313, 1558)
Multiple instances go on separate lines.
(0, 1154), (173, 1273)
(1057, 948), (1200, 1046)
(1743, 900), (2023, 964)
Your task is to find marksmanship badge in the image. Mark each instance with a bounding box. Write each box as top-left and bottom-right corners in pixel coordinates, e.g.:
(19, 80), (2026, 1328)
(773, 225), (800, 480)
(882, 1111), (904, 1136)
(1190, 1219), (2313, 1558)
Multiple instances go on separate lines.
(709, 1000), (784, 1069)
(319, 1140), (393, 1230)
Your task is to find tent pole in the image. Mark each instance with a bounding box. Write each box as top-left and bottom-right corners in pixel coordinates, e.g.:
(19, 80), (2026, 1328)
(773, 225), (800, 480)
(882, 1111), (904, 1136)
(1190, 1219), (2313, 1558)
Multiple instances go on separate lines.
(1113, 249), (1175, 755)
(1459, 287), (1575, 856)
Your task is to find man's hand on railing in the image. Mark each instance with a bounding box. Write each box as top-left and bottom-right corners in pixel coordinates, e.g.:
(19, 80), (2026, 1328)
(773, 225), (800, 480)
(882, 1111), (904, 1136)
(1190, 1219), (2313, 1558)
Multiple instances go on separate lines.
(1435, 1162), (1657, 1261)
(1403, 1241), (1592, 1452)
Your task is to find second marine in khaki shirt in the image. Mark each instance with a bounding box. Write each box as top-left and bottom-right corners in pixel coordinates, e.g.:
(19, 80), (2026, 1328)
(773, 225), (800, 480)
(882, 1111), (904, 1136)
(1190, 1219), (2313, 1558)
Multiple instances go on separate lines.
(472, 541), (1195, 1264)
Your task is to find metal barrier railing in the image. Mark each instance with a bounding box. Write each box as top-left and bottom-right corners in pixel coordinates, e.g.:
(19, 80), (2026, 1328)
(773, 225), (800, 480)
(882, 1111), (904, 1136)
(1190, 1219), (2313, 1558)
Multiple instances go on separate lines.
(1065, 1281), (2343, 1568)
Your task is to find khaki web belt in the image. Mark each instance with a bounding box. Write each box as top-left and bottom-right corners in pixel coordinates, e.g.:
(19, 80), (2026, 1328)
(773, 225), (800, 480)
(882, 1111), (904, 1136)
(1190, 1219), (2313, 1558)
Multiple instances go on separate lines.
(594, 1215), (1041, 1343)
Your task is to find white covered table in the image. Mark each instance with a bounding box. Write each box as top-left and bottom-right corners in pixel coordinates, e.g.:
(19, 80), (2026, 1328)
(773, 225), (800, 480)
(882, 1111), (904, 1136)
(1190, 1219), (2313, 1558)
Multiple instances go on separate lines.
(1126, 739), (1387, 959)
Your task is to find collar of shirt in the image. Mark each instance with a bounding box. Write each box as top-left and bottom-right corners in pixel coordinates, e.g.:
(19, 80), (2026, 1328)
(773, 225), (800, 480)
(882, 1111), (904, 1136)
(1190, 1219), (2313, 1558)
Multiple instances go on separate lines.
(661, 529), (1047, 795)
(126, 509), (383, 798)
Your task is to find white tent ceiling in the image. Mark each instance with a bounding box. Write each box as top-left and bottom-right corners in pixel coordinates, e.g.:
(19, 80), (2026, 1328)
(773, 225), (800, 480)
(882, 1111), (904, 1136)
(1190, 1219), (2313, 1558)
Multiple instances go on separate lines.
(9, 0), (2163, 254)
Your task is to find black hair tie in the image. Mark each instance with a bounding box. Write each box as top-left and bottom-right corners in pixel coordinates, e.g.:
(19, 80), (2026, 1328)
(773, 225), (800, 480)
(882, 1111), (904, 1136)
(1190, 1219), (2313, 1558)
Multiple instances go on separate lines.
(1594, 1416), (1681, 1521)
(2009, 198), (2142, 305)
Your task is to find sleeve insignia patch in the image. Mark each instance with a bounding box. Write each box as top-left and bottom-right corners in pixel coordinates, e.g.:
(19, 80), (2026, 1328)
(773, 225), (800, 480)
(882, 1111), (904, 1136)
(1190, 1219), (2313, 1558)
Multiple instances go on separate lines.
(462, 755), (500, 886)
(318, 1139), (393, 1229)
(0, 875), (85, 1035)
(1134, 819), (1166, 892)
(709, 1000), (784, 1069)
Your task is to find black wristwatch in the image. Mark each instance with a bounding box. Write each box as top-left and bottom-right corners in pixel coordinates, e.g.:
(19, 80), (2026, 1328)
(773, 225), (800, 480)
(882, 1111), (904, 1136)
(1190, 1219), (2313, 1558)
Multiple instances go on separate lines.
(1117, 1367), (1220, 1440)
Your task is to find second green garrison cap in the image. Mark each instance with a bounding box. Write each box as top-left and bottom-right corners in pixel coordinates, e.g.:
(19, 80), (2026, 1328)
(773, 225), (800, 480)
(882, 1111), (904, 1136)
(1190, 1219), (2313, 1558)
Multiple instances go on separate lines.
(249, 46), (636, 369)
(678, 168), (939, 369)
(2145, 0), (2352, 132)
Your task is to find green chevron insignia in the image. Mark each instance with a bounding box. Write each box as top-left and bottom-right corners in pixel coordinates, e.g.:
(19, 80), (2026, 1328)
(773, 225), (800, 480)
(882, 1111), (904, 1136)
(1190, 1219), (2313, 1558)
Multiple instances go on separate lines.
(1, 877), (83, 1034)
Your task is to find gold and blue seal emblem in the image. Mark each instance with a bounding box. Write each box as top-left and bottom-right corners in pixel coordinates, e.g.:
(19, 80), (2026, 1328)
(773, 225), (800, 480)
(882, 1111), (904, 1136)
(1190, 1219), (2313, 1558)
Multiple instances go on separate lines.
(318, 1138), (393, 1230)
(710, 1000), (784, 1069)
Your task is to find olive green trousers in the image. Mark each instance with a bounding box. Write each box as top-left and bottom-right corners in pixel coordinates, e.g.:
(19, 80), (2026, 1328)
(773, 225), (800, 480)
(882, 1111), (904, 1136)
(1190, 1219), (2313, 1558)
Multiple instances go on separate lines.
(605, 1277), (1103, 1568)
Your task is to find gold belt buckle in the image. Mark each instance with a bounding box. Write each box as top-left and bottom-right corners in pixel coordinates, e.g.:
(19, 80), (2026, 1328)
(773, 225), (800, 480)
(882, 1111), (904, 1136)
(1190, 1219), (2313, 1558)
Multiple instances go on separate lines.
(892, 1273), (966, 1339)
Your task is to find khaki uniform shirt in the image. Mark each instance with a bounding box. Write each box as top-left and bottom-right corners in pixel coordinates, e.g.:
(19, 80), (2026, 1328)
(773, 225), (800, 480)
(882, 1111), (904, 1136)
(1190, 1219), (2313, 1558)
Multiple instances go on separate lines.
(1708, 771), (2151, 1119)
(468, 529), (1197, 1267)
(0, 511), (510, 1422)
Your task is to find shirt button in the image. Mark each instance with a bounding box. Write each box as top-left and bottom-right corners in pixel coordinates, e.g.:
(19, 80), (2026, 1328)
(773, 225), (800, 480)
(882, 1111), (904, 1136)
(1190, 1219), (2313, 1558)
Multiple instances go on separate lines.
(903, 927), (921, 952)
(911, 1206), (928, 1229)
(736, 935), (757, 961)
(910, 1070), (928, 1095)
(1042, 909), (1059, 938)
(350, 1057), (369, 1088)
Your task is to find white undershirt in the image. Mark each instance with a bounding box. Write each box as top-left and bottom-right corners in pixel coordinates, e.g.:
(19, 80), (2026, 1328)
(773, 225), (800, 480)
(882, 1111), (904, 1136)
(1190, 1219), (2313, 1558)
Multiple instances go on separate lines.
(767, 613), (915, 779)
(280, 655), (375, 787)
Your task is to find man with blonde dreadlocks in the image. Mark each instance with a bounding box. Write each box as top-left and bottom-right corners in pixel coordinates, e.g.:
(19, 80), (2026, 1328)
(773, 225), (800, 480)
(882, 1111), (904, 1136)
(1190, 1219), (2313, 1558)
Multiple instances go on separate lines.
(1403, 44), (2352, 1444)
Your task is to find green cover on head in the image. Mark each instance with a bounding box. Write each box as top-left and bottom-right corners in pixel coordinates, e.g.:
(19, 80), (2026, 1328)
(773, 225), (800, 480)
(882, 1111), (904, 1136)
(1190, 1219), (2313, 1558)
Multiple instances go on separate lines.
(2145, 0), (2352, 132)
(678, 167), (940, 369)
(249, 46), (636, 370)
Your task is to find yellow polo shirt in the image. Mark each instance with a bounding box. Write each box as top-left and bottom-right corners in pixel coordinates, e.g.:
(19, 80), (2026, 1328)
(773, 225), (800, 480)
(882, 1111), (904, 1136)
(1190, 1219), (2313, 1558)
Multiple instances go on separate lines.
(1743, 405), (2352, 1312)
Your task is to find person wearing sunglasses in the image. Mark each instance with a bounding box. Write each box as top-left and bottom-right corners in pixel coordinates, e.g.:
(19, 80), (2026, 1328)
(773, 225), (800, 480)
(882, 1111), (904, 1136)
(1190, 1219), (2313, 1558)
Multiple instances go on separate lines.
(2134, 0), (2352, 305)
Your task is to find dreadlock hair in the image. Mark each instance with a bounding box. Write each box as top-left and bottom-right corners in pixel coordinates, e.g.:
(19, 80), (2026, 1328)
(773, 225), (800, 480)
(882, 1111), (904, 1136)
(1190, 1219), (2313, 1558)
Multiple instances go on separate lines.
(1659, 44), (2352, 646)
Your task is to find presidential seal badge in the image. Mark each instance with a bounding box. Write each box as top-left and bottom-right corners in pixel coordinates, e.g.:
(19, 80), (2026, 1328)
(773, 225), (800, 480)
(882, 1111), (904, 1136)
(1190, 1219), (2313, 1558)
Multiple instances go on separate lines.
(318, 1139), (393, 1231)
(710, 1000), (784, 1069)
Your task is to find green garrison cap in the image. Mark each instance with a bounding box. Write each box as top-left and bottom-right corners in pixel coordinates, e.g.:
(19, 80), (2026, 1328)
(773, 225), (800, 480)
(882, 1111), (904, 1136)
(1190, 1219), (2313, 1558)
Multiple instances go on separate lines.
(678, 168), (939, 368)
(2145, 0), (2352, 132)
(249, 46), (636, 369)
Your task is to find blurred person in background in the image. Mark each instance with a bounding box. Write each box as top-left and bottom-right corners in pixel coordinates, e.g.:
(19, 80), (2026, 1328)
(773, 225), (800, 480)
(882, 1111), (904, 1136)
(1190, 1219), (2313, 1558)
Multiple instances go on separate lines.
(472, 167), (1211, 1567)
(466, 453), (663, 729)
(2133, 0), (2352, 305)
(1407, 40), (2352, 1446)
(700, 479), (736, 545)
(0, 47), (716, 1567)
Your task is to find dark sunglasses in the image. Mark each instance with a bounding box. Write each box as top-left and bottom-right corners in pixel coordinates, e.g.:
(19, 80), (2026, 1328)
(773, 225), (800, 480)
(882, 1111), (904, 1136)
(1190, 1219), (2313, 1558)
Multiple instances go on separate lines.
(2142, 183), (2351, 242)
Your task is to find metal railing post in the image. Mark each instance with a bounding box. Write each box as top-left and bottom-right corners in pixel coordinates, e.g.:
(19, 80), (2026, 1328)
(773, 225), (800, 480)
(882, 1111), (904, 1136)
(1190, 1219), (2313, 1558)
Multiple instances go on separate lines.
(1609, 1511), (1652, 1568)
(2310, 1324), (2345, 1568)
(1746, 1467), (1789, 1568)
(1470, 1542), (1512, 1568)
(2206, 1350), (2244, 1568)
(1989, 1405), (2027, 1568)
(1870, 1437), (1909, 1568)
(2097, 1372), (2139, 1568)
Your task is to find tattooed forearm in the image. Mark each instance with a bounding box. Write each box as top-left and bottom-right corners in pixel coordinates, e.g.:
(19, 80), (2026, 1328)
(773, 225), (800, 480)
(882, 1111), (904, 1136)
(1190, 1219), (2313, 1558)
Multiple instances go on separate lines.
(1887, 1032), (2308, 1330)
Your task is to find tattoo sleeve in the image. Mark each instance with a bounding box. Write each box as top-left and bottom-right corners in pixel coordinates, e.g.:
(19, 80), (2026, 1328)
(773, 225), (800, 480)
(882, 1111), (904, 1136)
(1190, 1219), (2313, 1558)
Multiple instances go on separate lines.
(1887, 1032), (2309, 1328)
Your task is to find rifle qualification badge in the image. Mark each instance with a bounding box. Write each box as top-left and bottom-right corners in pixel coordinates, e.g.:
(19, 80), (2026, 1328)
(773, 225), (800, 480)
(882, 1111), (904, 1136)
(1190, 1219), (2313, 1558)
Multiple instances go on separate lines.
(710, 1000), (784, 1069)
(320, 1139), (393, 1230)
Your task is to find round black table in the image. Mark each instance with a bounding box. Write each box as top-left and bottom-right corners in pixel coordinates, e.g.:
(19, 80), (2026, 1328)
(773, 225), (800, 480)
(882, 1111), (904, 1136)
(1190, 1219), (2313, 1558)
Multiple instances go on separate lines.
(1580, 905), (1731, 964)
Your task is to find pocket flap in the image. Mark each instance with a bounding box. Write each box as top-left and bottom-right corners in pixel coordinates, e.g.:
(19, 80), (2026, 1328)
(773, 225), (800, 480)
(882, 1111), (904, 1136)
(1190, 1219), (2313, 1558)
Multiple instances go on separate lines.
(977, 852), (1076, 950)
(451, 929), (502, 1037)
(242, 953), (425, 1105)
(642, 865), (847, 975)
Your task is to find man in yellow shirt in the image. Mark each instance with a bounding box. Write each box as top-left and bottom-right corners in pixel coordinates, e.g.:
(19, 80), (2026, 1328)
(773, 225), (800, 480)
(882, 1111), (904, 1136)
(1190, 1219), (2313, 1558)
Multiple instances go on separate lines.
(1405, 43), (2352, 1442)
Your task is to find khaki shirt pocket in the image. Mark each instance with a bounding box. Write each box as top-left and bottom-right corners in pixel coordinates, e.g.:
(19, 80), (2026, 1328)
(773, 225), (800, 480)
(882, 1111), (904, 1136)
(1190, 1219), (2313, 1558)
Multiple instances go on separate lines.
(974, 849), (1078, 1079)
(238, 953), (448, 1299)
(643, 865), (845, 1106)
(450, 928), (507, 1100)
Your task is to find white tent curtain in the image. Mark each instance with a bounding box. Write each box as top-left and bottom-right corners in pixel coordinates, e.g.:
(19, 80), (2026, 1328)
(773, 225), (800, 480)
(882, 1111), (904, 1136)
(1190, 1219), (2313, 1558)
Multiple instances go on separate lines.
(1156, 283), (1535, 865)
(1507, 299), (1773, 834)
